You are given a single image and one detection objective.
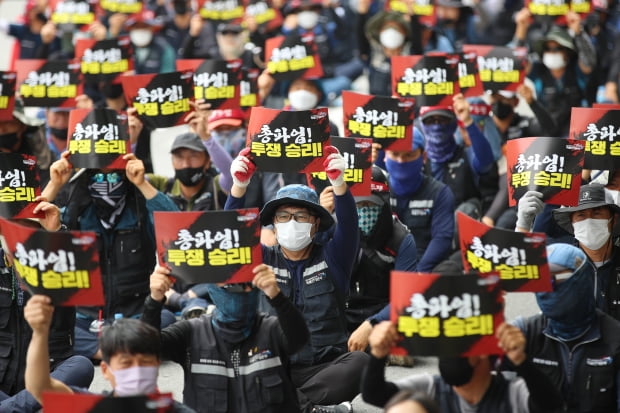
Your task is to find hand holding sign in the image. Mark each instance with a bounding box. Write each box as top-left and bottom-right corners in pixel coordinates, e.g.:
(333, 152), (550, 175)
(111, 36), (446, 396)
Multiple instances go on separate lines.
(496, 322), (526, 366)
(149, 266), (174, 302)
(24, 295), (54, 335)
(453, 93), (473, 127)
(231, 148), (256, 189)
(127, 107), (143, 144)
(515, 190), (544, 232)
(32, 201), (62, 232)
(323, 145), (346, 189)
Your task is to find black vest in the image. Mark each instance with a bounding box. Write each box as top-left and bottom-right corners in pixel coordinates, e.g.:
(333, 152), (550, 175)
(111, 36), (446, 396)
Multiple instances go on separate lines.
(521, 312), (620, 412)
(135, 36), (169, 74)
(434, 146), (480, 207)
(433, 373), (512, 413)
(183, 314), (300, 413)
(259, 245), (348, 366)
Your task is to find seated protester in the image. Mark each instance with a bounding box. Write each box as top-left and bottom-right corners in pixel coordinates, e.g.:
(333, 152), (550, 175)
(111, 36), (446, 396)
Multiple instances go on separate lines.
(41, 153), (180, 360)
(361, 321), (563, 412)
(226, 148), (368, 412)
(383, 127), (456, 272)
(284, 77), (340, 135)
(45, 108), (71, 161)
(141, 264), (309, 412)
(419, 93), (495, 221)
(24, 296), (195, 412)
(525, 19), (596, 136)
(433, 0), (483, 50)
(514, 243), (620, 412)
(0, 203), (94, 413)
(161, 0), (217, 59)
(383, 391), (440, 413)
(124, 10), (176, 74)
(317, 166), (417, 352)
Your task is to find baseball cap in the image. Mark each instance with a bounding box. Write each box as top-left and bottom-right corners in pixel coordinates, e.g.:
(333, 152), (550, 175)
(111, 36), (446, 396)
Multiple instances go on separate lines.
(208, 109), (245, 131)
(170, 132), (207, 153)
(419, 106), (456, 122)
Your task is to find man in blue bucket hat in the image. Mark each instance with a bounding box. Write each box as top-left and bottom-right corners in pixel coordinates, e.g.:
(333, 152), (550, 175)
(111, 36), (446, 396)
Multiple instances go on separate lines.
(224, 146), (368, 412)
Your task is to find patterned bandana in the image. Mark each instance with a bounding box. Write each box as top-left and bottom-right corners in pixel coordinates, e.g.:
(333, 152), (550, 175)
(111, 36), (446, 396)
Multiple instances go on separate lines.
(88, 176), (128, 230)
(422, 122), (458, 164)
(357, 205), (382, 236)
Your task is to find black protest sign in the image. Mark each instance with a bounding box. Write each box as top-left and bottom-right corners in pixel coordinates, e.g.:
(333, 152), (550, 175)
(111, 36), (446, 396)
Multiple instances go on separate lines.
(307, 136), (373, 196)
(0, 154), (41, 219)
(391, 54), (459, 108)
(570, 107), (620, 170)
(0, 218), (104, 307)
(50, 0), (95, 26)
(246, 0), (283, 32)
(390, 271), (503, 357)
(99, 0), (142, 13)
(265, 33), (323, 82)
(154, 209), (261, 285)
(193, 59), (241, 110)
(75, 37), (134, 83)
(122, 71), (193, 129)
(462, 45), (527, 94)
(197, 0), (244, 21)
(458, 51), (484, 97)
(386, 0), (435, 26)
(342, 90), (414, 151)
(506, 136), (584, 207)
(458, 212), (552, 292)
(240, 68), (260, 113)
(67, 108), (130, 169)
(0, 71), (16, 122)
(247, 106), (330, 173)
(17, 60), (82, 108)
(43, 392), (175, 412)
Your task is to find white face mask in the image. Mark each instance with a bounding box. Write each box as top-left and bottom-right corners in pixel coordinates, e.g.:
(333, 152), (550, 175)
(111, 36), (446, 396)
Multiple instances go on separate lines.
(542, 52), (566, 70)
(573, 218), (611, 250)
(275, 220), (313, 251)
(130, 29), (153, 47)
(297, 11), (319, 29)
(112, 365), (159, 396)
(288, 89), (319, 110)
(379, 27), (405, 49)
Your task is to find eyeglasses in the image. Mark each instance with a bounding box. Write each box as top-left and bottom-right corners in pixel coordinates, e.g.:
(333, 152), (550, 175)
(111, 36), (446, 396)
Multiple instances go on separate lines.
(422, 116), (453, 126)
(91, 172), (122, 184)
(221, 282), (253, 293)
(274, 211), (314, 223)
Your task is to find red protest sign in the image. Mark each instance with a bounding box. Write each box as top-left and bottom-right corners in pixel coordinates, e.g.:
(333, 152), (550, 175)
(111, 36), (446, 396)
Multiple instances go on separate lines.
(462, 45), (527, 94)
(0, 71), (16, 122)
(67, 108), (130, 170)
(0, 218), (104, 307)
(122, 71), (194, 129)
(457, 212), (552, 292)
(391, 54), (459, 108)
(506, 136), (584, 207)
(154, 209), (262, 285)
(390, 271), (504, 357)
(306, 136), (373, 196)
(0, 153), (41, 219)
(265, 33), (324, 82)
(570, 107), (620, 171)
(16, 60), (83, 108)
(342, 90), (414, 152)
(246, 106), (331, 173)
(192, 59), (243, 110)
(43, 392), (176, 412)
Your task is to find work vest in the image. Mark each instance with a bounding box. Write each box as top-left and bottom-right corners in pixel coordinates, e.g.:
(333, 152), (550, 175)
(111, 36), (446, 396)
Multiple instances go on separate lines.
(434, 146), (480, 207)
(433, 373), (512, 412)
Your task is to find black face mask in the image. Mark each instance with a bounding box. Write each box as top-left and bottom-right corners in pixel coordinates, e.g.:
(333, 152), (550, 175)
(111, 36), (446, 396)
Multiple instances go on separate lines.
(0, 132), (20, 151)
(175, 167), (206, 187)
(491, 101), (514, 120)
(101, 83), (124, 100)
(49, 127), (68, 141)
(438, 356), (474, 386)
(173, 1), (189, 14)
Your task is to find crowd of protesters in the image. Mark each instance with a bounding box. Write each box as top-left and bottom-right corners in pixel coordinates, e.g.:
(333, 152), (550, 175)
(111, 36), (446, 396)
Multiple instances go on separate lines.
(3, 0), (620, 411)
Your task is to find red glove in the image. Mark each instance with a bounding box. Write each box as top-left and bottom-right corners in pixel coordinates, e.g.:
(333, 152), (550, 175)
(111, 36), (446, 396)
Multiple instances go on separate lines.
(322, 145), (346, 186)
(231, 147), (256, 188)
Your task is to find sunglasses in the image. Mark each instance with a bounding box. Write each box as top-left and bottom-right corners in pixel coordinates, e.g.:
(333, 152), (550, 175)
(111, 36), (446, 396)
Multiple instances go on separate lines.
(422, 116), (453, 126)
(221, 282), (253, 293)
(91, 172), (122, 184)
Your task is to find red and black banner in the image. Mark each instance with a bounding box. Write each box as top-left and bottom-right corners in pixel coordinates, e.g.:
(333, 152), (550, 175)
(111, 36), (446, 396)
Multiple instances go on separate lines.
(342, 90), (414, 151)
(198, 0), (244, 21)
(245, 0), (284, 32)
(570, 107), (620, 170)
(506, 136), (584, 207)
(240, 68), (260, 112)
(458, 51), (484, 98)
(307, 136), (372, 196)
(0, 154), (41, 219)
(99, 0), (142, 14)
(42, 392), (175, 412)
(390, 271), (503, 357)
(67, 108), (130, 169)
(461, 45), (526, 94)
(0, 71), (16, 122)
(457, 212), (551, 292)
(391, 54), (459, 108)
(17, 60), (82, 108)
(593, 103), (620, 109)
(385, 0), (435, 27)
(246, 106), (330, 173)
(154, 209), (261, 285)
(75, 37), (134, 84)
(265, 33), (323, 82)
(0, 218), (104, 307)
(122, 71), (193, 129)
(193, 59), (242, 110)
(49, 0), (96, 26)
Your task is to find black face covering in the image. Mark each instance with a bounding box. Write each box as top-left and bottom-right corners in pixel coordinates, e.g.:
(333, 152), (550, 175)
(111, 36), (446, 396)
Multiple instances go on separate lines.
(175, 167), (206, 187)
(101, 83), (124, 100)
(0, 132), (20, 151)
(491, 101), (514, 120)
(173, 1), (189, 14)
(49, 127), (68, 141)
(438, 356), (474, 386)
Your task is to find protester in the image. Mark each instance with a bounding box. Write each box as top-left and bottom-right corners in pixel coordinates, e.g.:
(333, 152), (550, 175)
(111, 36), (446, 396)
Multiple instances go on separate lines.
(24, 296), (195, 412)
(45, 108), (70, 161)
(225, 146), (368, 412)
(142, 263), (309, 412)
(124, 10), (176, 74)
(383, 390), (439, 413)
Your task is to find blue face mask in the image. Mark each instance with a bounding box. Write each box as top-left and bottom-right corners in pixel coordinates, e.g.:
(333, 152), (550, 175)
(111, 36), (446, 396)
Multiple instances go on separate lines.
(422, 122), (458, 164)
(385, 156), (424, 197)
(357, 205), (382, 236)
(205, 284), (258, 342)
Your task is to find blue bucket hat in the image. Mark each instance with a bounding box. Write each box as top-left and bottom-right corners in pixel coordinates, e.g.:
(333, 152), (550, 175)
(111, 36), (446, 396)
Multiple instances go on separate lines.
(260, 184), (335, 231)
(413, 126), (425, 151)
